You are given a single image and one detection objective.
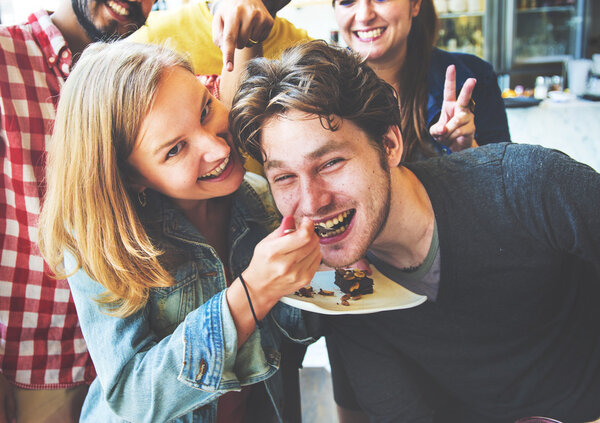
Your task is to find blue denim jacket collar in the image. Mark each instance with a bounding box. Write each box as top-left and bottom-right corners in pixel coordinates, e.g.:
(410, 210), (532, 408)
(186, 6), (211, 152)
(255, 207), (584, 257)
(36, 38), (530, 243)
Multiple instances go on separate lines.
(150, 176), (279, 250)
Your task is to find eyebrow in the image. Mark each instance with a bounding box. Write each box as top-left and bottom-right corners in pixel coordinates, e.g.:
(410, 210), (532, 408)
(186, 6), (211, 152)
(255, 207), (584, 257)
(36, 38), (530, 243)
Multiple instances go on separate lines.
(264, 140), (346, 171)
(151, 89), (209, 157)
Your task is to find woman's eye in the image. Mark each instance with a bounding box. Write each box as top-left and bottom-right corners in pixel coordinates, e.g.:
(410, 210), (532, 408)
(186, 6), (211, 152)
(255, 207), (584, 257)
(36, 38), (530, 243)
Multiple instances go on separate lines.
(338, 0), (354, 6)
(166, 142), (184, 159)
(201, 99), (212, 122)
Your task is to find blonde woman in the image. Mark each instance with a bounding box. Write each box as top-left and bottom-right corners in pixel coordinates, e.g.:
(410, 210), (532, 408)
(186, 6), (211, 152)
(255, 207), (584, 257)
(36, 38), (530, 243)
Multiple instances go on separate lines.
(38, 41), (320, 423)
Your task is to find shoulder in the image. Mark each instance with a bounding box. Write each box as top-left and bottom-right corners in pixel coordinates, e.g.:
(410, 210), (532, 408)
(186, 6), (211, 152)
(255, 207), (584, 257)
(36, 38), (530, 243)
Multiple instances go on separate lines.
(237, 172), (281, 229)
(422, 143), (511, 170)
(407, 143), (511, 191)
(264, 17), (311, 57)
(241, 172), (274, 209)
(430, 48), (495, 79)
(129, 2), (209, 43)
(501, 143), (592, 183)
(0, 16), (31, 43)
(243, 171), (269, 192)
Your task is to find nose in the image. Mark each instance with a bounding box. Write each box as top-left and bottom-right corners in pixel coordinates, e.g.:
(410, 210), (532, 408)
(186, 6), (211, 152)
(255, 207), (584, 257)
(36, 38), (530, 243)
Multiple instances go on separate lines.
(355, 0), (376, 24)
(298, 177), (333, 216)
(195, 132), (231, 164)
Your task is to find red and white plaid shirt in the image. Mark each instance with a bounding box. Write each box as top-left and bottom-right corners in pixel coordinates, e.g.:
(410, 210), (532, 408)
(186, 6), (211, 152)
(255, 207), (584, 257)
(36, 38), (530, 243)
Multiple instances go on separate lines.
(0, 10), (95, 388)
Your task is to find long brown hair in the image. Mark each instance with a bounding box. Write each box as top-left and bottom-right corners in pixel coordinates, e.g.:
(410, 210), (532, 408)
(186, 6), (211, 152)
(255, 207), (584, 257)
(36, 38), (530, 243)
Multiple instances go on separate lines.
(38, 42), (193, 317)
(399, 0), (439, 161)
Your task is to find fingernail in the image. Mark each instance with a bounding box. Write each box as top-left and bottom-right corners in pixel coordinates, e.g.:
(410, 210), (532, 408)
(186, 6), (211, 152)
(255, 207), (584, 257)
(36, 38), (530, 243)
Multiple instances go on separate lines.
(281, 216), (296, 235)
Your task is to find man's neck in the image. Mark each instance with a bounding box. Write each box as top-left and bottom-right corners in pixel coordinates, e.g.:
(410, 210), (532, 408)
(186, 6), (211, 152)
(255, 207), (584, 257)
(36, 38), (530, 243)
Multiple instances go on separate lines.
(368, 166), (435, 271)
(50, 2), (93, 61)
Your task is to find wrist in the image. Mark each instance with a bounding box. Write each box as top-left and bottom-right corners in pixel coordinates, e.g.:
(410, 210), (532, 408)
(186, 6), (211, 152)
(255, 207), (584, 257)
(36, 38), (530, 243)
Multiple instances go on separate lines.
(240, 270), (279, 316)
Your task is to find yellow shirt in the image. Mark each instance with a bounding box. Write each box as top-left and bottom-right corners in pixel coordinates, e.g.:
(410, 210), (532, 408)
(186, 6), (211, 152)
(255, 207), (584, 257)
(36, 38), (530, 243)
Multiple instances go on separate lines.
(130, 1), (311, 75)
(129, 2), (311, 174)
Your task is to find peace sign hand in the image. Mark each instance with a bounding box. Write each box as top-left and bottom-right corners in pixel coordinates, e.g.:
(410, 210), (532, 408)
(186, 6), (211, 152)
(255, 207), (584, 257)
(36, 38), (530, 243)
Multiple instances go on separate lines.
(429, 65), (478, 152)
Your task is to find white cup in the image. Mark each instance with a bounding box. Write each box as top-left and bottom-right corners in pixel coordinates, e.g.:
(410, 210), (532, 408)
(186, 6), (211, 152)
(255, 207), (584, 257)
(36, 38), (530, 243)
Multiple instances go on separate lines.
(434, 0), (448, 13)
(567, 59), (592, 96)
(468, 0), (483, 12)
(448, 0), (467, 12)
(592, 54), (600, 75)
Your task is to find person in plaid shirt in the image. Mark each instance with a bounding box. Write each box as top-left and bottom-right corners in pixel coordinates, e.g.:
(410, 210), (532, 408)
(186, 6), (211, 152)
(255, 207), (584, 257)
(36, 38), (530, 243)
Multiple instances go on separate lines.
(0, 1), (155, 421)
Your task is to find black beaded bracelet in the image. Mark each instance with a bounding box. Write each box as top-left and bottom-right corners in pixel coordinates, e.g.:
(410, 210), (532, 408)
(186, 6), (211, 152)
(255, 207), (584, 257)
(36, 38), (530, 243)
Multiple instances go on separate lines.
(238, 274), (262, 329)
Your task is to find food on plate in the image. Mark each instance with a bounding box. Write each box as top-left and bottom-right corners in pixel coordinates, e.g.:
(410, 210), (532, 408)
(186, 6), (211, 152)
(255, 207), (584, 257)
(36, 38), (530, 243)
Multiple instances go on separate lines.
(295, 286), (315, 298)
(502, 87), (534, 99)
(334, 268), (374, 297)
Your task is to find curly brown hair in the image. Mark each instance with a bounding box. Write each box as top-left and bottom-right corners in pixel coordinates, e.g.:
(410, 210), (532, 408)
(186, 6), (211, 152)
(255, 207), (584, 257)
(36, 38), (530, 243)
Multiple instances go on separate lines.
(230, 40), (401, 166)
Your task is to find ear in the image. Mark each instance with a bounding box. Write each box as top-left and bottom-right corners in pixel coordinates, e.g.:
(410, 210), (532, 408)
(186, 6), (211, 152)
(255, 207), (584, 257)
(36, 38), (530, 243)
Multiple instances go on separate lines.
(129, 182), (147, 194)
(126, 168), (148, 194)
(382, 125), (403, 168)
(411, 0), (423, 17)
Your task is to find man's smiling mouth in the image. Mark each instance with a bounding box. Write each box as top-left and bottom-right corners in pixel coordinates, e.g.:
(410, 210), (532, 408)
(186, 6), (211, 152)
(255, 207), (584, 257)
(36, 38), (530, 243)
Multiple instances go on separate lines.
(314, 209), (355, 238)
(197, 156), (230, 180)
(107, 0), (131, 17)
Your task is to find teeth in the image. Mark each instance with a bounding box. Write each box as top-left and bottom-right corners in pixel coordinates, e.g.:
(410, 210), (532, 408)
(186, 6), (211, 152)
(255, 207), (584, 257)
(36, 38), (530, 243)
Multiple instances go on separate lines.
(314, 210), (353, 238)
(355, 28), (384, 39)
(107, 0), (129, 16)
(198, 156), (229, 180)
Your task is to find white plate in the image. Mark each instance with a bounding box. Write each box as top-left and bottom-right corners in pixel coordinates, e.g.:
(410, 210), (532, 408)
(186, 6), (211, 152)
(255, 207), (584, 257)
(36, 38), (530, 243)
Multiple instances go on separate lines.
(279, 268), (427, 315)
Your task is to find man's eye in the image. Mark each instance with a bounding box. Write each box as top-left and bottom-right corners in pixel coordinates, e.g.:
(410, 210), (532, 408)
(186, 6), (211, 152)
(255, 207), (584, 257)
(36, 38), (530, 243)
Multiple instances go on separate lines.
(322, 158), (344, 169)
(201, 99), (212, 122)
(273, 174), (293, 183)
(167, 142), (184, 159)
(338, 0), (355, 5)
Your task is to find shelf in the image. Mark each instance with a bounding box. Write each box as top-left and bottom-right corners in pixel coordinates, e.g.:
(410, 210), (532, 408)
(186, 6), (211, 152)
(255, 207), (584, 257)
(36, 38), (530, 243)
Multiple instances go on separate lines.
(438, 11), (485, 19)
(516, 5), (575, 14)
(514, 54), (571, 65)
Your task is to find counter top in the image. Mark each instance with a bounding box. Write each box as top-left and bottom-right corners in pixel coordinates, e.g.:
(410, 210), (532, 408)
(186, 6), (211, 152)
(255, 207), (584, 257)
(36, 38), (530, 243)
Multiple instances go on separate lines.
(506, 98), (600, 171)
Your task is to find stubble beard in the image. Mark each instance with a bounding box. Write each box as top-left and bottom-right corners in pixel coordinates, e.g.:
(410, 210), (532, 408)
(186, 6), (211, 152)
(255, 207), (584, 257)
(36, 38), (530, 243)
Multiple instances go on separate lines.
(71, 0), (145, 42)
(321, 170), (392, 269)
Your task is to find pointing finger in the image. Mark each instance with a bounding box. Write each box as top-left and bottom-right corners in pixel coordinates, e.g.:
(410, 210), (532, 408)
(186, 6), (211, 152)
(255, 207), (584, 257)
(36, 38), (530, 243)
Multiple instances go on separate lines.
(221, 13), (239, 72)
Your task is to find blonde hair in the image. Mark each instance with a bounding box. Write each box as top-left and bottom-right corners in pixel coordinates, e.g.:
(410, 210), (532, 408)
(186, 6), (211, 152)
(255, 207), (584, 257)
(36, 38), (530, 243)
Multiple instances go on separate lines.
(38, 42), (193, 317)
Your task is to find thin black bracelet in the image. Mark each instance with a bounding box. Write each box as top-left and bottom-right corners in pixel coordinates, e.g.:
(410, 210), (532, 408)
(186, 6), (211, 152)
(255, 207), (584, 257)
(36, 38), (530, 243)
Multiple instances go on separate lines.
(238, 273), (262, 329)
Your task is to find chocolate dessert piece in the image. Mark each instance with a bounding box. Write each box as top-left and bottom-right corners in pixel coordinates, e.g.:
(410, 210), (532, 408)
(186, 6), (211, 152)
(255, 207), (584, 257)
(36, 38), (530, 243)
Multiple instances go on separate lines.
(295, 286), (315, 298)
(334, 269), (374, 297)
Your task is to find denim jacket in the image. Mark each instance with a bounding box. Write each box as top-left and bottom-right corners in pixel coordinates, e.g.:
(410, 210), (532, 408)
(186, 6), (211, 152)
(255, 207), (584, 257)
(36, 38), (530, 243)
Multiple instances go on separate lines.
(66, 173), (316, 422)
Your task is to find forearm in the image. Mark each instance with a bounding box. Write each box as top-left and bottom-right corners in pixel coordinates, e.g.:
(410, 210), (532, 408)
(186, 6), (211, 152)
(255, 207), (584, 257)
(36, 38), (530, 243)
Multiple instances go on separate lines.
(220, 44), (262, 108)
(209, 0), (291, 16)
(226, 273), (279, 347)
